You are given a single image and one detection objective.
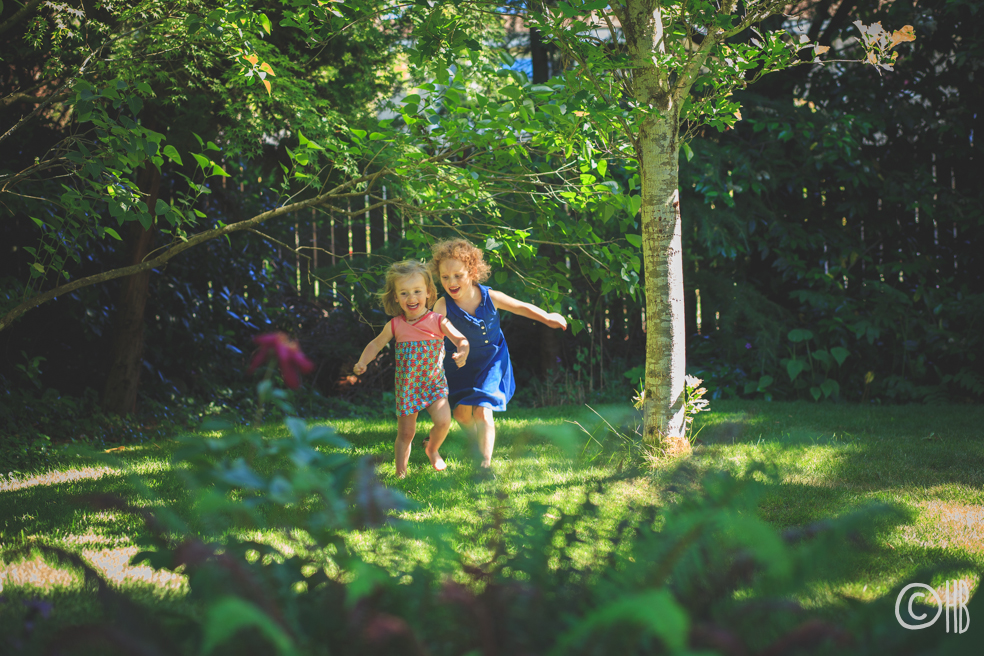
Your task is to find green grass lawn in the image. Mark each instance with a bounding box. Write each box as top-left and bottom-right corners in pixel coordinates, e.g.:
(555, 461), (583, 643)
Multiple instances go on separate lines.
(1, 400), (982, 640)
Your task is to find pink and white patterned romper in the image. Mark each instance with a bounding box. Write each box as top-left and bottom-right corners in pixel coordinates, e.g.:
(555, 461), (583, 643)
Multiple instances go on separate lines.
(392, 311), (448, 417)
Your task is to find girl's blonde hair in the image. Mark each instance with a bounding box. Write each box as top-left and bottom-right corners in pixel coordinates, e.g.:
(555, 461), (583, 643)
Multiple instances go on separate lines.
(378, 260), (438, 317)
(429, 238), (491, 285)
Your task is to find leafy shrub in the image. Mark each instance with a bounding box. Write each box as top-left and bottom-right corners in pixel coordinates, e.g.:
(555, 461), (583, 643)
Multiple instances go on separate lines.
(6, 452), (978, 655)
(3, 342), (977, 654)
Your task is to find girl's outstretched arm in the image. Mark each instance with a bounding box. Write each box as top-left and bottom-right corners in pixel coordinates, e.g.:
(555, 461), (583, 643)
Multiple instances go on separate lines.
(440, 317), (470, 368)
(488, 289), (568, 330)
(353, 321), (394, 375)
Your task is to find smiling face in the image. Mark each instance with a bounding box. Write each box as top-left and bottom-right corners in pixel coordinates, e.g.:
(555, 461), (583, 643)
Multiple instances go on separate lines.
(395, 273), (430, 320)
(438, 258), (472, 300)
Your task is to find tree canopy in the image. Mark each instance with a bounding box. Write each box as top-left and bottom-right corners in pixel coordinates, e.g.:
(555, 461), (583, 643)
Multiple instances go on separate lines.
(4, 0), (978, 435)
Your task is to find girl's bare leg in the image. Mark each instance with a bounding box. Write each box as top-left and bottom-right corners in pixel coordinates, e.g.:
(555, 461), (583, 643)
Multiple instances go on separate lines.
(453, 404), (475, 435)
(424, 397), (451, 471)
(453, 404), (495, 467)
(473, 406), (495, 467)
(395, 413), (417, 478)
(453, 404), (479, 462)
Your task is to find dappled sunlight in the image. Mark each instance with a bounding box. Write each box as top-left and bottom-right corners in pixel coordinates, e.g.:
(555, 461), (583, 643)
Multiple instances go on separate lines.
(685, 402), (984, 606)
(85, 546), (187, 590)
(0, 545), (187, 594)
(901, 501), (984, 555)
(0, 557), (81, 590)
(0, 466), (117, 493)
(2, 402), (981, 622)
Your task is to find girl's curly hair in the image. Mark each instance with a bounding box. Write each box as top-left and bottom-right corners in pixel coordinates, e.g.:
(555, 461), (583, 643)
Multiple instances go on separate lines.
(377, 260), (437, 317)
(429, 239), (491, 286)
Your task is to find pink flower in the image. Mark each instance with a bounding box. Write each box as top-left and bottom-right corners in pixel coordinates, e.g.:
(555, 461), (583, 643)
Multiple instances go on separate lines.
(248, 332), (315, 389)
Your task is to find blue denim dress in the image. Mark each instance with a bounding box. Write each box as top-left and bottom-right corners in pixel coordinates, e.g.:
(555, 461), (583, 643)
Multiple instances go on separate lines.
(442, 284), (515, 411)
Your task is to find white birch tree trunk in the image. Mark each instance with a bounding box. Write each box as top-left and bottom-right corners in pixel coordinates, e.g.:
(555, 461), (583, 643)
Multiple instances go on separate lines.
(623, 0), (690, 452)
(639, 115), (688, 452)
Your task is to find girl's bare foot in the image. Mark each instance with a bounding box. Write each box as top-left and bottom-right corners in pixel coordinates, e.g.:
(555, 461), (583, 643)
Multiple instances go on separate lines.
(425, 442), (447, 471)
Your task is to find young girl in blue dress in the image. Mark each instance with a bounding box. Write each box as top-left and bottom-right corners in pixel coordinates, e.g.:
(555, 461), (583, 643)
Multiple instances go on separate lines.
(429, 239), (567, 467)
(354, 260), (470, 477)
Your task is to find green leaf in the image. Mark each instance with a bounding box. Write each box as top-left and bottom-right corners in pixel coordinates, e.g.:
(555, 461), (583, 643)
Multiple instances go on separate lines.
(581, 0), (611, 10)
(830, 346), (850, 366)
(368, 132), (386, 141)
(201, 597), (298, 656)
(104, 228), (122, 241)
(285, 416), (307, 441)
(597, 159), (608, 177)
(163, 145), (183, 166)
(625, 234), (642, 248)
(345, 561), (391, 608)
(301, 133), (324, 150)
(681, 142), (694, 161)
(810, 386), (822, 401)
(757, 375), (774, 391)
(212, 163), (230, 177)
(155, 199), (169, 215)
(548, 590), (688, 656)
(786, 359), (806, 381)
(259, 13), (272, 34)
(820, 378), (839, 398)
(628, 195), (642, 216)
(192, 153), (211, 170)
(787, 328), (814, 343)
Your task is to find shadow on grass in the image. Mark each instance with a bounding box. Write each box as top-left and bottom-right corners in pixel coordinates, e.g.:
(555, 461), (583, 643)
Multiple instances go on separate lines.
(2, 401), (981, 620)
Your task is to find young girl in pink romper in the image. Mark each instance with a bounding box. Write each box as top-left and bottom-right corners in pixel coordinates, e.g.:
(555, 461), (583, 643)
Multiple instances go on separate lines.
(354, 261), (470, 477)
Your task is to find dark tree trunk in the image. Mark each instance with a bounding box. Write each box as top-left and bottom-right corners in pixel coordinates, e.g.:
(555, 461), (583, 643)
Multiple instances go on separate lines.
(101, 163), (160, 415)
(539, 321), (561, 376)
(530, 27), (550, 84)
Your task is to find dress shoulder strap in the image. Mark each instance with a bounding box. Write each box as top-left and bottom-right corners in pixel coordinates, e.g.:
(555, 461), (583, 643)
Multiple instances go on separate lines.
(479, 283), (494, 308)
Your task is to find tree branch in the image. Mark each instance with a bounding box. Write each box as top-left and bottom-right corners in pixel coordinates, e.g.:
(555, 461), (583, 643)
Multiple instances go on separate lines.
(0, 170), (394, 332)
(0, 47), (102, 146)
(0, 0), (45, 36)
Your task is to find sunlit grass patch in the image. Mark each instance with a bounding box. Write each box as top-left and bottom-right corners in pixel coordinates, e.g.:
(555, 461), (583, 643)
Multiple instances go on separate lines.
(686, 400), (984, 609)
(1, 399), (982, 639)
(902, 500), (984, 554)
(0, 543), (188, 595)
(0, 466), (117, 493)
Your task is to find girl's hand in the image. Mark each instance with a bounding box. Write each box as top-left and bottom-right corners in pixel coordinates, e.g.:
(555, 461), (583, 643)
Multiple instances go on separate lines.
(545, 313), (568, 331)
(353, 361), (367, 375)
(452, 341), (470, 368)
